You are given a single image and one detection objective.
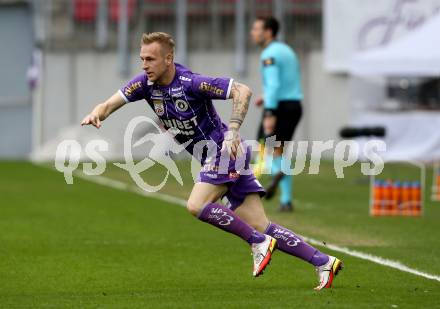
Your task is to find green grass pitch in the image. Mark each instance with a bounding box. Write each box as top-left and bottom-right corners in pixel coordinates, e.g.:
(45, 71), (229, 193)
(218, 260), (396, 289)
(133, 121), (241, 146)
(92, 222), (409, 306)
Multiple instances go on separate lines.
(0, 161), (439, 308)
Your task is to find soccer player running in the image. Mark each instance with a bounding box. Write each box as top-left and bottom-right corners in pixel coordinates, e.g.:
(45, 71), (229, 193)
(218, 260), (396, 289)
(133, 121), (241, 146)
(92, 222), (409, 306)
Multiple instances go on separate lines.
(81, 32), (342, 290)
(251, 17), (303, 212)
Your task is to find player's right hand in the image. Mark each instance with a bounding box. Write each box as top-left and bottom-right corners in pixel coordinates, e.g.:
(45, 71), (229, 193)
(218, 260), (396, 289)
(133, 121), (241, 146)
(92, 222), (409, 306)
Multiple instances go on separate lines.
(81, 114), (101, 128)
(222, 129), (244, 160)
(263, 115), (276, 136)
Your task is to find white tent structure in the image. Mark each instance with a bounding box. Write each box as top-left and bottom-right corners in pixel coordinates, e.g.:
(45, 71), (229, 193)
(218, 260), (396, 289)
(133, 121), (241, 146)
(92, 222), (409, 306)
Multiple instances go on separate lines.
(348, 14), (440, 163)
(350, 14), (440, 77)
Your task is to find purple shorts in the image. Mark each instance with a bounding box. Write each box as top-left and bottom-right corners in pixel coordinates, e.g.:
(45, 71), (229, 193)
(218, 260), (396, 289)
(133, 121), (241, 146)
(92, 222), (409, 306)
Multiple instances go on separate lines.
(198, 145), (265, 210)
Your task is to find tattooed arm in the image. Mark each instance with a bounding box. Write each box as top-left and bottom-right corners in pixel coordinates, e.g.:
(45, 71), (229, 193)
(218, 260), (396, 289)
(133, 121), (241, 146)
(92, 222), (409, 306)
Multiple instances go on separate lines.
(228, 81), (252, 130)
(221, 82), (253, 160)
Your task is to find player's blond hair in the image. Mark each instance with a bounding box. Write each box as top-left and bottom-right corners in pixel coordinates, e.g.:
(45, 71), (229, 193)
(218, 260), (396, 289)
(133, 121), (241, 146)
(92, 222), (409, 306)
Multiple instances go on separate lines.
(141, 32), (175, 55)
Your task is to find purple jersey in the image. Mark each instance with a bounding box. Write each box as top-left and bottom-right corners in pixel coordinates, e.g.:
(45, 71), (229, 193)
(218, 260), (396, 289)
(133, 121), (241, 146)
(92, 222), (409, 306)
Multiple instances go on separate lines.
(119, 63), (264, 209)
(119, 63), (232, 157)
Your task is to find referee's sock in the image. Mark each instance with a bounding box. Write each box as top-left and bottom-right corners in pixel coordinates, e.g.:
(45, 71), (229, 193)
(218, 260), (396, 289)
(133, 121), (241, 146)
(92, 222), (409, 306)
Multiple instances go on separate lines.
(271, 156), (281, 174)
(265, 156), (284, 200)
(280, 174), (292, 205)
(276, 155), (292, 205)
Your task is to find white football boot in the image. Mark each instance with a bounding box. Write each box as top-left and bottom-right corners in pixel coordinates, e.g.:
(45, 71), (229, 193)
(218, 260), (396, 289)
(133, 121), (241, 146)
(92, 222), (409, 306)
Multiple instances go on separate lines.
(314, 255), (343, 290)
(251, 235), (277, 277)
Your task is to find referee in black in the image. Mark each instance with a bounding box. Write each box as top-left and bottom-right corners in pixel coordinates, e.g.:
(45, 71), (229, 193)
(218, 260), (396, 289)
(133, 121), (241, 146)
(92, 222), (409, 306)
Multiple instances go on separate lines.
(250, 16), (303, 212)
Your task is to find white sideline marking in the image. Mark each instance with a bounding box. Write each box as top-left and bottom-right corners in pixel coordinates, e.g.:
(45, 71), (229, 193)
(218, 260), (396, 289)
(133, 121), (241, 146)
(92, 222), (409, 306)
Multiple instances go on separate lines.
(46, 165), (440, 283)
(73, 170), (187, 207)
(303, 238), (440, 283)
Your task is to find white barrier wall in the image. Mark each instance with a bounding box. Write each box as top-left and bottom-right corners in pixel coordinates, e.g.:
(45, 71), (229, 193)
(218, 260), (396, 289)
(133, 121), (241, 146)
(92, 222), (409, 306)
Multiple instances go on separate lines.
(0, 4), (33, 158)
(306, 51), (351, 142)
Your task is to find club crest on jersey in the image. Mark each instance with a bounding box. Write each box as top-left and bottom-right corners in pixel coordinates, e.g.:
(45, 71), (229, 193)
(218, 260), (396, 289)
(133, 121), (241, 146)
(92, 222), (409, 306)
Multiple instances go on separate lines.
(174, 99), (189, 112)
(153, 100), (165, 116)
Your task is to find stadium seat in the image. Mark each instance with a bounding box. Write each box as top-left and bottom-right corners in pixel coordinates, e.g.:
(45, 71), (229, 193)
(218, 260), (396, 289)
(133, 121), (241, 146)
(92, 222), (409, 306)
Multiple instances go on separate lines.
(74, 0), (98, 22)
(109, 0), (137, 22)
(74, 0), (138, 23)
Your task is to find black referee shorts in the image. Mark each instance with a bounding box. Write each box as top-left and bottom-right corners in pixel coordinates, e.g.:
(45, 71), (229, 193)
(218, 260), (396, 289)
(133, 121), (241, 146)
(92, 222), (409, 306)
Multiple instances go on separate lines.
(276, 100), (302, 142)
(257, 100), (303, 143)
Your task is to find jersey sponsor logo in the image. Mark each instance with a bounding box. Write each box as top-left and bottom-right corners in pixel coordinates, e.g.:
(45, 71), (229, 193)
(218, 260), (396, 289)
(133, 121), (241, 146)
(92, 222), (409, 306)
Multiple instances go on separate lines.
(112, 115), (192, 193)
(124, 81), (142, 97)
(179, 76), (192, 82)
(174, 99), (189, 112)
(171, 86), (183, 92)
(160, 116), (198, 136)
(263, 57), (275, 66)
(153, 100), (165, 116)
(199, 81), (224, 96)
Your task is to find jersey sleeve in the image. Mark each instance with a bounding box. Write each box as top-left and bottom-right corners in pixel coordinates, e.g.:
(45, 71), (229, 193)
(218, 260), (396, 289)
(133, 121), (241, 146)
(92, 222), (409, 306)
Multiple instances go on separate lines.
(262, 56), (280, 110)
(190, 74), (234, 100)
(118, 73), (148, 103)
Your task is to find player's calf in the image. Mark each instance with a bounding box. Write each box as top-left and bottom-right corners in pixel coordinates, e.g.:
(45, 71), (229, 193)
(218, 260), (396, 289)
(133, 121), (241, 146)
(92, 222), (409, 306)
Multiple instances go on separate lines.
(264, 222), (343, 289)
(197, 202), (277, 277)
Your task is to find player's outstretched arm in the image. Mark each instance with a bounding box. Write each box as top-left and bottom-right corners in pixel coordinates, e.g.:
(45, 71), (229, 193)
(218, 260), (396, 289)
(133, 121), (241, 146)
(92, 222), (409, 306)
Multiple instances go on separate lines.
(222, 82), (252, 159)
(80, 92), (125, 129)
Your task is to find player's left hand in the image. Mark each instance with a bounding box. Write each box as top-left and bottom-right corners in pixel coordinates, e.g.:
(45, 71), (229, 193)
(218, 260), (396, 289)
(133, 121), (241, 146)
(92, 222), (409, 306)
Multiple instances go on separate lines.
(263, 115), (276, 136)
(222, 129), (244, 160)
(254, 97), (264, 107)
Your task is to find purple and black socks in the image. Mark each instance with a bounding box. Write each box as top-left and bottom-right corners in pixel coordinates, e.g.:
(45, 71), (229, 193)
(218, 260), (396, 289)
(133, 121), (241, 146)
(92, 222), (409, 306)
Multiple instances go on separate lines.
(198, 204), (329, 266)
(265, 223), (329, 266)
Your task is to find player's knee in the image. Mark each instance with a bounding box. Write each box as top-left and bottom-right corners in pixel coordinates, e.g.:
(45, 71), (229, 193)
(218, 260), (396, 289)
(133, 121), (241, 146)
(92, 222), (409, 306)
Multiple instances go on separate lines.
(249, 220), (270, 233)
(186, 199), (202, 216)
(256, 222), (270, 233)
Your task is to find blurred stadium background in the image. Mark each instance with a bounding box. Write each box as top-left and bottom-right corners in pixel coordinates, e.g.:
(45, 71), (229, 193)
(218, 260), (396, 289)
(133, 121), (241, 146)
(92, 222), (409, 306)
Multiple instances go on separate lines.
(3, 0), (440, 162)
(1, 0), (440, 308)
(1, 0), (332, 160)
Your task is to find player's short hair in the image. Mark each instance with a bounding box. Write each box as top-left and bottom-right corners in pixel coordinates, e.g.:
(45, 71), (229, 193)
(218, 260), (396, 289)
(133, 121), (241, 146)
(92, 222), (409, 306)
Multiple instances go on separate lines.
(141, 32), (175, 54)
(257, 16), (280, 38)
